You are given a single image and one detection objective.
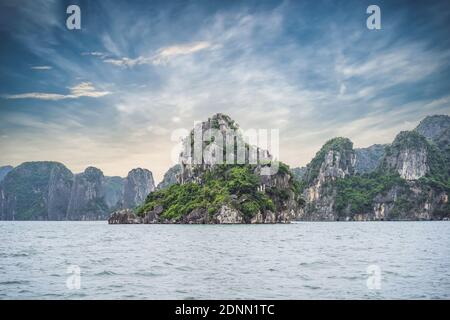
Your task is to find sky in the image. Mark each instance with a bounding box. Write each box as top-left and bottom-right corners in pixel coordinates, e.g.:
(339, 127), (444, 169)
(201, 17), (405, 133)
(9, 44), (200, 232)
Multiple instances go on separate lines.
(0, 0), (450, 183)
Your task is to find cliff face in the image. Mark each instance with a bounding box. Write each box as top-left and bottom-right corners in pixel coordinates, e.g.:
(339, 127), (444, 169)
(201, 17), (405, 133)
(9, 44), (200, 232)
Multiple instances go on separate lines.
(299, 120), (449, 220)
(300, 138), (356, 220)
(128, 113), (303, 224)
(123, 168), (155, 208)
(66, 167), (108, 220)
(415, 115), (450, 164)
(156, 165), (181, 190)
(104, 176), (125, 209)
(354, 144), (386, 174)
(380, 131), (430, 180)
(415, 115), (450, 142)
(0, 163), (155, 220)
(0, 162), (73, 220)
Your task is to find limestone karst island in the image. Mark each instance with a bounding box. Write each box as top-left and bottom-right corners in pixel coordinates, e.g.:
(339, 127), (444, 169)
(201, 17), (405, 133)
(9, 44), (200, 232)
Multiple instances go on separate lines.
(1, 114), (449, 223)
(109, 113), (450, 224)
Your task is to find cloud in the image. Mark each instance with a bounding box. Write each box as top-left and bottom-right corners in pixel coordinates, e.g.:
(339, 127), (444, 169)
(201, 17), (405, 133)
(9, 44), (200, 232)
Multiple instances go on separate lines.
(31, 65), (52, 70)
(2, 1), (450, 180)
(69, 82), (111, 98)
(95, 41), (212, 68)
(81, 51), (108, 58)
(2, 82), (111, 100)
(152, 41), (212, 64)
(103, 56), (149, 67)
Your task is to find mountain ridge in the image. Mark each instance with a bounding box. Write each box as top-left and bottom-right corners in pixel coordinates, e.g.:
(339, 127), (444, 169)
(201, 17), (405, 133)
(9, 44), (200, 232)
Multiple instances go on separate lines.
(0, 161), (155, 220)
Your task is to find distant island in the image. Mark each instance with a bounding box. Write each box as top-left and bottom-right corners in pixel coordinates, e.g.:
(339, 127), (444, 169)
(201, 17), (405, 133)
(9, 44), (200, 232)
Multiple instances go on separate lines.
(1, 114), (449, 222)
(0, 164), (155, 220)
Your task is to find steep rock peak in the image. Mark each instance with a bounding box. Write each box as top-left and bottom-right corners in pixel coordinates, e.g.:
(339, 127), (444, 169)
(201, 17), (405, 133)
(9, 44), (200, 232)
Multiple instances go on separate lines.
(415, 114), (450, 142)
(178, 114), (273, 184)
(157, 164), (181, 190)
(380, 131), (430, 180)
(123, 168), (155, 208)
(82, 166), (104, 181)
(304, 137), (355, 184)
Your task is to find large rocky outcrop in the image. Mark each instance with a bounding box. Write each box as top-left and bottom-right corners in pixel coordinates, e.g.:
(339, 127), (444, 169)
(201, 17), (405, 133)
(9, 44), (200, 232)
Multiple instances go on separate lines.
(300, 137), (356, 220)
(415, 115), (450, 164)
(66, 167), (108, 220)
(354, 144), (386, 174)
(157, 165), (181, 190)
(104, 176), (125, 209)
(379, 131), (431, 180)
(415, 115), (450, 142)
(298, 118), (449, 221)
(108, 209), (142, 224)
(0, 162), (73, 220)
(130, 113), (304, 224)
(0, 162), (155, 220)
(123, 168), (155, 208)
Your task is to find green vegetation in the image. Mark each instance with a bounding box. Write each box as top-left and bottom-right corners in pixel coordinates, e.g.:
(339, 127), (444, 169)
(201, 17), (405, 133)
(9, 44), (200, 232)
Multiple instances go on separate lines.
(382, 130), (450, 190)
(335, 169), (450, 217)
(334, 173), (407, 215)
(2, 162), (73, 220)
(137, 163), (301, 222)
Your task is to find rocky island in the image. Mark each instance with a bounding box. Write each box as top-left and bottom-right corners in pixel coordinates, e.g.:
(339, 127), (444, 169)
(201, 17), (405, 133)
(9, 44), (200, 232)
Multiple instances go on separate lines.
(0, 163), (155, 220)
(110, 113), (304, 224)
(109, 114), (450, 224)
(1, 114), (448, 222)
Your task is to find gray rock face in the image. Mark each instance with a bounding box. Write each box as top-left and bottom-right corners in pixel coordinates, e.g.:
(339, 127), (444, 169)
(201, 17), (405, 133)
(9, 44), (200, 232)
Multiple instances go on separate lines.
(213, 205), (244, 224)
(108, 209), (142, 224)
(301, 138), (355, 220)
(104, 176), (125, 209)
(0, 166), (13, 182)
(123, 168), (155, 208)
(157, 165), (181, 190)
(354, 144), (386, 174)
(0, 162), (73, 220)
(369, 182), (449, 221)
(415, 115), (450, 142)
(291, 167), (306, 181)
(0, 162), (156, 220)
(415, 116), (450, 165)
(177, 113), (272, 185)
(380, 131), (430, 180)
(299, 115), (449, 221)
(66, 167), (108, 220)
(47, 163), (75, 220)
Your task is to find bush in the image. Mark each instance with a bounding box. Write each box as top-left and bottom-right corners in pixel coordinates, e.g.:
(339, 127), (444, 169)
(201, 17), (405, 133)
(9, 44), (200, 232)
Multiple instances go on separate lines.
(137, 164), (286, 221)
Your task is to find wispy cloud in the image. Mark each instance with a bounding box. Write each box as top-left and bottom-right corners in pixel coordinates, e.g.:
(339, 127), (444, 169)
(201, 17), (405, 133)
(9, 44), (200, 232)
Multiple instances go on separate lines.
(81, 51), (108, 58)
(31, 65), (52, 70)
(92, 41), (212, 68)
(2, 82), (111, 100)
(1, 0), (450, 181)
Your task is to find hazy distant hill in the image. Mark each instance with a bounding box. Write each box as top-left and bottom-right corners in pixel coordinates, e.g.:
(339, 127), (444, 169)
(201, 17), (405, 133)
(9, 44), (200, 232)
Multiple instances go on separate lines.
(0, 162), (155, 220)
